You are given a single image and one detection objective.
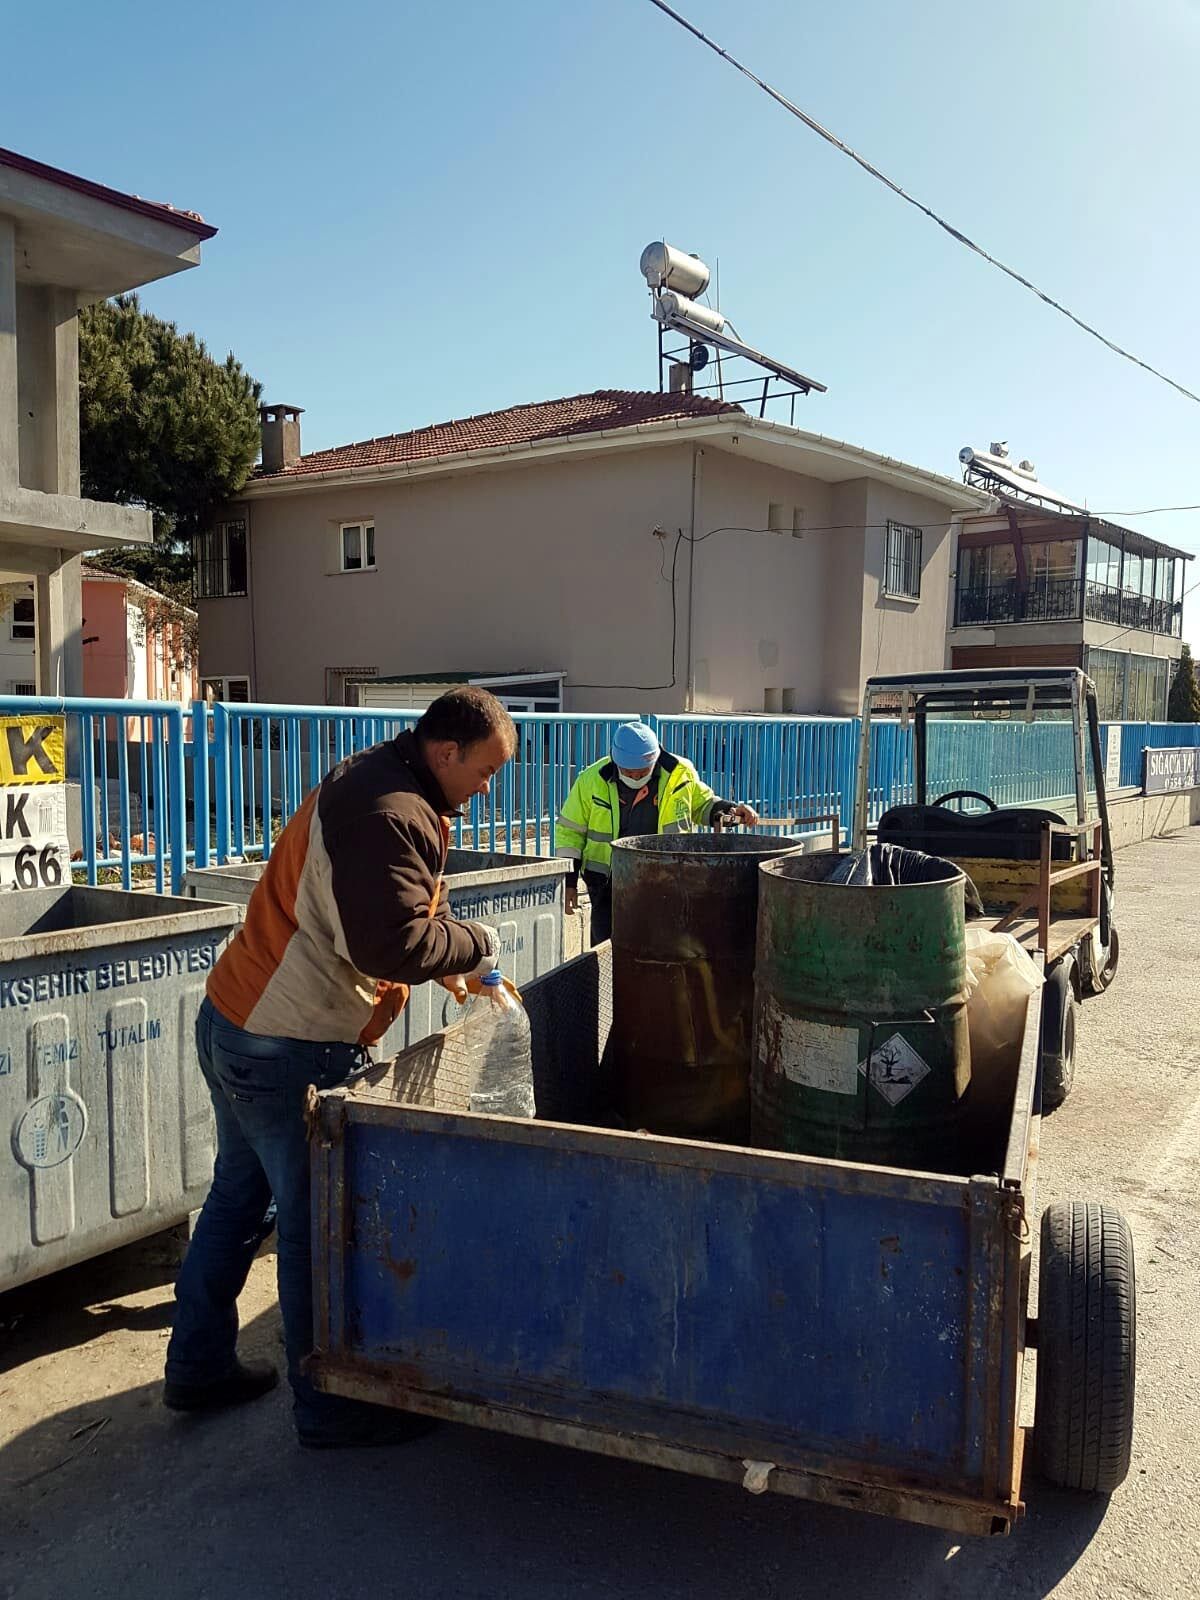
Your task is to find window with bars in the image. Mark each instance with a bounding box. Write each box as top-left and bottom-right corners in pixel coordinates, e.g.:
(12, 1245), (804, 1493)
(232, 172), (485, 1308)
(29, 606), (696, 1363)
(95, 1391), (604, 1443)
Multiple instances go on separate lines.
(340, 522), (376, 572)
(884, 521), (923, 600)
(9, 681), (36, 695)
(194, 521), (248, 599)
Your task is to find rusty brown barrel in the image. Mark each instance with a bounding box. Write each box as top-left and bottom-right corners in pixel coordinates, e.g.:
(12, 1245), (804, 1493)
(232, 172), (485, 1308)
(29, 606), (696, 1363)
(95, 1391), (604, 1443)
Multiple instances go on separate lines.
(610, 833), (804, 1142)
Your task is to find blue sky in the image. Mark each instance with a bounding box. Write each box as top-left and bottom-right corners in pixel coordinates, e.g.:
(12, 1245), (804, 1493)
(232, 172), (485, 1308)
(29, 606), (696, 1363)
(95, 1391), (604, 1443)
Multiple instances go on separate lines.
(8, 0), (1200, 633)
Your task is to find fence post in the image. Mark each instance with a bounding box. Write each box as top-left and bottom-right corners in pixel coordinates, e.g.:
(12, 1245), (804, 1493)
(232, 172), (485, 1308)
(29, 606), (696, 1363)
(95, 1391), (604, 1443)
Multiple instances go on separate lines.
(168, 705), (187, 894)
(191, 699), (210, 871)
(839, 720), (861, 839)
(213, 701), (231, 864)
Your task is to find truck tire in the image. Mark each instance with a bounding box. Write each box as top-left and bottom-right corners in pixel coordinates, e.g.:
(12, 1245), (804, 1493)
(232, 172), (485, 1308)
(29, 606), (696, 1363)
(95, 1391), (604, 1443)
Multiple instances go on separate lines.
(1040, 962), (1077, 1110)
(1083, 923), (1120, 996)
(1036, 1202), (1136, 1494)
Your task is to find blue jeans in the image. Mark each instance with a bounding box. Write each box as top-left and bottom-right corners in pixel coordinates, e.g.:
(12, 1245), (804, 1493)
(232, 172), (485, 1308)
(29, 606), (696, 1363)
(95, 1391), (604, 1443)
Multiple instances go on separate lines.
(166, 997), (369, 1431)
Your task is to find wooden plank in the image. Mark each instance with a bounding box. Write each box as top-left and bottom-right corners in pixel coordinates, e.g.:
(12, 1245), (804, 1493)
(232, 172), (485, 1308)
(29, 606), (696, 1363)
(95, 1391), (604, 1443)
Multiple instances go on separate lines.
(1046, 859), (1103, 889)
(954, 857), (1092, 916)
(1002, 914), (1098, 965)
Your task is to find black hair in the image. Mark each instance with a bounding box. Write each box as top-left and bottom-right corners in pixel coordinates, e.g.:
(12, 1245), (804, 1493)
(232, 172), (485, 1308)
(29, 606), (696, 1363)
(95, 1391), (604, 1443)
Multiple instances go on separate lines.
(415, 686), (517, 753)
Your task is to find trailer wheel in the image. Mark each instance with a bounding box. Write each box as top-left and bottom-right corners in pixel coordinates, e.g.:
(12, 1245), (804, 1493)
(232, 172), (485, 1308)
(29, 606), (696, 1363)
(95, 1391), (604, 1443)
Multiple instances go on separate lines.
(1036, 1202), (1136, 1494)
(1084, 923), (1120, 996)
(1040, 962), (1077, 1110)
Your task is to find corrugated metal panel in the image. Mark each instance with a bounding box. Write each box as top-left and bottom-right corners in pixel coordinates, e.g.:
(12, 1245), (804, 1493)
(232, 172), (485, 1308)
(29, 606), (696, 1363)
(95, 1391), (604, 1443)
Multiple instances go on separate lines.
(355, 681), (446, 712)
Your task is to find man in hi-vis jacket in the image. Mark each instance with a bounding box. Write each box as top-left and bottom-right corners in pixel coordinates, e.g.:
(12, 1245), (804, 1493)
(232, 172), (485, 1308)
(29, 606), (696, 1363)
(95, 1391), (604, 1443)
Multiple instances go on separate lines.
(556, 720), (758, 944)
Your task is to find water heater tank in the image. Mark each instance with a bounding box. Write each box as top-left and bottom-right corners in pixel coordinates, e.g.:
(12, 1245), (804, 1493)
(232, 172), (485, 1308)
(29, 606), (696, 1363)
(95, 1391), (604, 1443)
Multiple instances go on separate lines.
(639, 241), (711, 297)
(652, 291), (727, 335)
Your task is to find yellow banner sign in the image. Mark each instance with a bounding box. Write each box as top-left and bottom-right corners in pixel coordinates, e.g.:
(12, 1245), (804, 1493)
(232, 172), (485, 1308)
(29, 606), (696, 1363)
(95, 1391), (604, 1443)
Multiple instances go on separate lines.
(0, 715), (67, 785)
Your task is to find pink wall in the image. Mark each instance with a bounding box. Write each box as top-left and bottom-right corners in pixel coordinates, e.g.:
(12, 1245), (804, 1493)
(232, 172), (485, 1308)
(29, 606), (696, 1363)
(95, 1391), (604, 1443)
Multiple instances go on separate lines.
(81, 579), (128, 698)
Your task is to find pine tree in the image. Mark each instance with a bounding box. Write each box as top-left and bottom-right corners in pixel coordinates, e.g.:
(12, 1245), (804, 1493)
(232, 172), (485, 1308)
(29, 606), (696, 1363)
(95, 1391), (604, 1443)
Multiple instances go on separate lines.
(79, 293), (262, 608)
(1168, 643), (1200, 722)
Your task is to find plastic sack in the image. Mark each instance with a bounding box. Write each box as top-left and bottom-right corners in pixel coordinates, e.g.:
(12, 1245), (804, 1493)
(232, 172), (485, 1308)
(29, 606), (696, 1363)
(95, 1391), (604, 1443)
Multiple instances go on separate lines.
(961, 927), (1042, 1131)
(828, 843), (984, 914)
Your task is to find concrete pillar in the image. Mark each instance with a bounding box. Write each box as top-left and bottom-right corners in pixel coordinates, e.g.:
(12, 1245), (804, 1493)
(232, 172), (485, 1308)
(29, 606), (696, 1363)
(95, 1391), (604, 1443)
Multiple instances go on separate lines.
(0, 218), (18, 489)
(16, 285), (80, 495)
(35, 554), (83, 699)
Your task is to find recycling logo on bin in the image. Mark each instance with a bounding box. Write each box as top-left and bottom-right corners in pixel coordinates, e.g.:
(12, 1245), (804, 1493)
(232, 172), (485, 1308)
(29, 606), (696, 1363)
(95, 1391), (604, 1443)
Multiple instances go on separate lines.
(14, 1091), (87, 1169)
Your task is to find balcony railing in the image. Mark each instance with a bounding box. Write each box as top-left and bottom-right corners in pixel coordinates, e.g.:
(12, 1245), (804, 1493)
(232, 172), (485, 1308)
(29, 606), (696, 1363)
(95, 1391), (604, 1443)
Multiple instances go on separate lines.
(955, 575), (1081, 627)
(1084, 583), (1182, 637)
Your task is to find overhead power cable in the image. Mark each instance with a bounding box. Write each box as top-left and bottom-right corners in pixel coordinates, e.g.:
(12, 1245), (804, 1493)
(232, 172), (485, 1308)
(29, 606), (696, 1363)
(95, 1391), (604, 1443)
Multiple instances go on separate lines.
(644, 0), (1200, 407)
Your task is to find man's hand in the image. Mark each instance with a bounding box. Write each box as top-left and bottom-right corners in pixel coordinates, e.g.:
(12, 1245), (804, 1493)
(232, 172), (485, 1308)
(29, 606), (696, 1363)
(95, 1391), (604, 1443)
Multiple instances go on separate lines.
(731, 803), (759, 827)
(465, 923), (501, 977)
(440, 974), (469, 1005)
(565, 883), (579, 916)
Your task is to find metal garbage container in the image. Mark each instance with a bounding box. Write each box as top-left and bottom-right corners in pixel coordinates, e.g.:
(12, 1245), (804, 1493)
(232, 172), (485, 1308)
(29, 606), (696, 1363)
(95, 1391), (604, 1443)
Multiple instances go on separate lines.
(182, 848), (569, 1053)
(1, 886), (242, 1293)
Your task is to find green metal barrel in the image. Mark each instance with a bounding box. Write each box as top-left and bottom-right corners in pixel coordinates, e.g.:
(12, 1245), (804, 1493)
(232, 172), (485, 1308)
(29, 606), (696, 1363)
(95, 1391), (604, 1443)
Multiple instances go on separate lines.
(752, 851), (971, 1171)
(611, 833), (803, 1142)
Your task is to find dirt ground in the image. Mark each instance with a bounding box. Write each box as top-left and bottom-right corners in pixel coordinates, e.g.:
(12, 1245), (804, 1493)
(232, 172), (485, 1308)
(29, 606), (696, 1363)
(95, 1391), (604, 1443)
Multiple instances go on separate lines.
(2, 829), (1198, 1600)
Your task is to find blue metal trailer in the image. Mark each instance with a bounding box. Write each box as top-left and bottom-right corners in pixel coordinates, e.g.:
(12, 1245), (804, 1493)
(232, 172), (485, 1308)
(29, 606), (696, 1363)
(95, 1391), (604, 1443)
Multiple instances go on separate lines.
(307, 942), (1135, 1537)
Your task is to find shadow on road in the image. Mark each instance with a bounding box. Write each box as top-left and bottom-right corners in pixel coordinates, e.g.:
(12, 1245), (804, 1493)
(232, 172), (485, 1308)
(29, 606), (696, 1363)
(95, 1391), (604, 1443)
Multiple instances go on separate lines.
(3, 1287), (1112, 1600)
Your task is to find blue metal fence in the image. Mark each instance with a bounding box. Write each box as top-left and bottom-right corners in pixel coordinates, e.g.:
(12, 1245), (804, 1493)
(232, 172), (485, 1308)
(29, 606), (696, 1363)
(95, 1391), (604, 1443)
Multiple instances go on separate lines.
(1, 692), (1196, 895)
(193, 701), (1188, 863)
(1118, 720), (1200, 789)
(0, 696), (187, 892)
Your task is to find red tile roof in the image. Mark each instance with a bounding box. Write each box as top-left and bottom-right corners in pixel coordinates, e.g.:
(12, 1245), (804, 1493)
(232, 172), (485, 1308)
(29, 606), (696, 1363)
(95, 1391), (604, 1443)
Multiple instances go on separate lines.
(0, 147), (217, 239)
(257, 389), (743, 479)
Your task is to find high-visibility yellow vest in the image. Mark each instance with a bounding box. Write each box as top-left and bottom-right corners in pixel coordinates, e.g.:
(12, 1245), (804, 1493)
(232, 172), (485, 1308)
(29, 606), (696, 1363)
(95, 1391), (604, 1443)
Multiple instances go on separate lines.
(555, 753), (721, 878)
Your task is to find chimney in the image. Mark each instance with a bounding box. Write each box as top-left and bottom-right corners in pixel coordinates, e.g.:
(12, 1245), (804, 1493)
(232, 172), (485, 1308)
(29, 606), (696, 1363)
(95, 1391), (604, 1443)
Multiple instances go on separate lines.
(259, 404), (304, 472)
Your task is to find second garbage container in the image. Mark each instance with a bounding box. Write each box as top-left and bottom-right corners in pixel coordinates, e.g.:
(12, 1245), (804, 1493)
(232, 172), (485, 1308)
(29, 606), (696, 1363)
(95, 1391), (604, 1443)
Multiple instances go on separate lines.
(610, 833), (804, 1142)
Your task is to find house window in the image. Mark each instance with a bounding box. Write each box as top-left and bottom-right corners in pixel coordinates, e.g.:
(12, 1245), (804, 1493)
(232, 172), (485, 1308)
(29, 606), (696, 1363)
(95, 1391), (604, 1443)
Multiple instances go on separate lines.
(1087, 648), (1171, 721)
(884, 521), (923, 600)
(194, 521), (248, 599)
(767, 503), (787, 534)
(200, 675), (251, 704)
(9, 681), (36, 695)
(340, 522), (376, 572)
(791, 508), (805, 538)
(11, 596), (34, 640)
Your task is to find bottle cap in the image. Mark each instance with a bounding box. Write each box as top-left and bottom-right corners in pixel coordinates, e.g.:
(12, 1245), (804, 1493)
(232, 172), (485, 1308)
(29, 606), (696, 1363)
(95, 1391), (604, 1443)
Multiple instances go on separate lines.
(480, 969), (503, 987)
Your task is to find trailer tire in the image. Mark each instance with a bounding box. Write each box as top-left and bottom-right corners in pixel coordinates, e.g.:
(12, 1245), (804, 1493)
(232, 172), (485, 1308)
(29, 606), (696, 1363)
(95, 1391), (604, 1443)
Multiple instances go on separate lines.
(1083, 923), (1120, 996)
(1040, 962), (1077, 1110)
(1036, 1202), (1136, 1494)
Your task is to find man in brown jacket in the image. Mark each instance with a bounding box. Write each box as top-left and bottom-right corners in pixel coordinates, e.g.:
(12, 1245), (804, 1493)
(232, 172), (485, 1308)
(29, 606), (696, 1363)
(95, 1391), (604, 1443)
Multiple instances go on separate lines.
(164, 687), (516, 1447)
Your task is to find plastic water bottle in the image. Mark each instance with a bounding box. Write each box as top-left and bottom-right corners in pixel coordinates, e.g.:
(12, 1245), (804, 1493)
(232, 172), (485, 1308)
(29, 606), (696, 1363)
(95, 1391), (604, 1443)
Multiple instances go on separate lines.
(465, 971), (537, 1119)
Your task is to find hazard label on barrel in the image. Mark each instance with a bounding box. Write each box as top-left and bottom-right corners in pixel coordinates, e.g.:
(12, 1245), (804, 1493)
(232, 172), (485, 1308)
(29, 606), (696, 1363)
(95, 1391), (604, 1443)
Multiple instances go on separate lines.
(858, 1033), (931, 1105)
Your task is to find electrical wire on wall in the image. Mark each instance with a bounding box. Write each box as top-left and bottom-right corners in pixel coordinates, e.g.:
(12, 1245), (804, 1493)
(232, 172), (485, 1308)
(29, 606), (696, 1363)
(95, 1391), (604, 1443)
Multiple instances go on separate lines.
(572, 519), (946, 692)
(569, 517), (1200, 694)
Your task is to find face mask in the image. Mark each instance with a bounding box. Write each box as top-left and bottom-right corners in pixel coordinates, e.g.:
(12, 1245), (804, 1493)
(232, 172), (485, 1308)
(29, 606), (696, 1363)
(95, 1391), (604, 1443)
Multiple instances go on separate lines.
(618, 771), (652, 790)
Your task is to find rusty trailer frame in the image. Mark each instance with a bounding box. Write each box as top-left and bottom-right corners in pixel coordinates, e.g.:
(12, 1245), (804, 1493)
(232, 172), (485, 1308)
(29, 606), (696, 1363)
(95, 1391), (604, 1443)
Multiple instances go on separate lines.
(308, 948), (1044, 1538)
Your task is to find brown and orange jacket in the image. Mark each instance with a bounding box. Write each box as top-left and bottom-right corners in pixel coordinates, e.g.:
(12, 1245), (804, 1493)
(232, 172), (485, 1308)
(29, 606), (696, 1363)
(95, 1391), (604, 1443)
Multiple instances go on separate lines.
(207, 731), (489, 1044)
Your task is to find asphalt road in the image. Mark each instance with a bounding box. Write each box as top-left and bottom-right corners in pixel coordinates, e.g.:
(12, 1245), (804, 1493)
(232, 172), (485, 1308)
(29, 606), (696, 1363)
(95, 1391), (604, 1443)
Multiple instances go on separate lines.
(2, 829), (1198, 1600)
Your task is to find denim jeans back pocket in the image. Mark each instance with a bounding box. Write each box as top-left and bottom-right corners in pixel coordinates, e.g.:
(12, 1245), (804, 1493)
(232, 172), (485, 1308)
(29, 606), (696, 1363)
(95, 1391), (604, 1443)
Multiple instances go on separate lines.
(218, 1051), (285, 1105)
